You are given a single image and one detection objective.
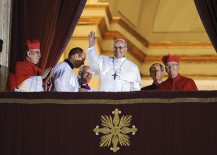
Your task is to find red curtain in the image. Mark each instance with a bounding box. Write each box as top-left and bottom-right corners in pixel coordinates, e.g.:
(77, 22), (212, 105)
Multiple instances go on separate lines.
(9, 0), (87, 72)
(194, 0), (217, 52)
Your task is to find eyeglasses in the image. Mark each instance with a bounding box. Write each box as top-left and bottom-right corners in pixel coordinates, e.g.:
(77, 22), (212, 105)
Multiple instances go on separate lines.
(83, 71), (93, 77)
(113, 46), (126, 51)
(77, 54), (85, 62)
(30, 50), (41, 56)
(166, 63), (178, 68)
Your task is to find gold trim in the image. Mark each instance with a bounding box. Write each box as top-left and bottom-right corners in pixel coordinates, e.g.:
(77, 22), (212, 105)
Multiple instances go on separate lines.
(84, 3), (109, 10)
(142, 74), (217, 78)
(93, 108), (137, 152)
(144, 55), (217, 63)
(1, 97), (217, 104)
(148, 42), (213, 48)
(78, 16), (103, 24)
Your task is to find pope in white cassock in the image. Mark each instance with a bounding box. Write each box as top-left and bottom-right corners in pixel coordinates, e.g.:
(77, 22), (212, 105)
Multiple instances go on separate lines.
(87, 31), (141, 92)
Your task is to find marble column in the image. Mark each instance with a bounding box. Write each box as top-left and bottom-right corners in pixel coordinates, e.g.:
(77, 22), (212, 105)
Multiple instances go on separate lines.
(0, 0), (12, 91)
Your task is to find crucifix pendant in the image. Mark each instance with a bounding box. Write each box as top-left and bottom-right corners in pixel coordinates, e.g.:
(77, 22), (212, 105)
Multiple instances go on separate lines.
(112, 72), (118, 80)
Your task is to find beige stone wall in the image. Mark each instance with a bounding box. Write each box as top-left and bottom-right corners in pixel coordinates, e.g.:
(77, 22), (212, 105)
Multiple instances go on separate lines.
(63, 33), (217, 91)
(0, 0), (12, 92)
(60, 2), (217, 91)
(2, 1), (216, 91)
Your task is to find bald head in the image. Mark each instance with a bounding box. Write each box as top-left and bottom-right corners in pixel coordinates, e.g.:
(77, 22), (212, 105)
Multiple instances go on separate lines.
(78, 65), (93, 84)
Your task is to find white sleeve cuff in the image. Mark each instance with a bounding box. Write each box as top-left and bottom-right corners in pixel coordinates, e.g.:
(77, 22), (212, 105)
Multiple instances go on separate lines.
(87, 46), (95, 52)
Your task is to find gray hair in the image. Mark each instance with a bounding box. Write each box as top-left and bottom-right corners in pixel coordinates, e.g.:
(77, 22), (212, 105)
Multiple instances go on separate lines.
(113, 39), (127, 47)
(78, 65), (93, 75)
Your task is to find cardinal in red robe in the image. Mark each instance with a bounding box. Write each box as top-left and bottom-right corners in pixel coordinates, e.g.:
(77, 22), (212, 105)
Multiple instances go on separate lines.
(157, 55), (198, 91)
(6, 40), (52, 92)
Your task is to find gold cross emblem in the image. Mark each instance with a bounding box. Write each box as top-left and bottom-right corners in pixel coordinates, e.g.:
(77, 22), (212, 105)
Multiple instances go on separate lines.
(93, 108), (138, 152)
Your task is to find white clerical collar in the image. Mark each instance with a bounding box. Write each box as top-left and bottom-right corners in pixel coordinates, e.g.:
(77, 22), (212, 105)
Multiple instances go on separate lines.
(113, 56), (126, 63)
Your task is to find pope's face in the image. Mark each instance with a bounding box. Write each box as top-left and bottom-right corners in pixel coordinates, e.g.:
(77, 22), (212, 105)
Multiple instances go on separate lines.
(28, 49), (41, 64)
(113, 41), (127, 59)
(165, 61), (179, 78)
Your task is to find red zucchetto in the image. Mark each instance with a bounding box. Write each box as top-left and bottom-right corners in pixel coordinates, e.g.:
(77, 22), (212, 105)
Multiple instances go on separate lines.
(26, 39), (40, 50)
(162, 55), (180, 65)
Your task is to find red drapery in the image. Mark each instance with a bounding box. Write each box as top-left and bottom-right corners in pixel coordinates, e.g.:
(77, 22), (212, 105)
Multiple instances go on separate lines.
(9, 0), (87, 72)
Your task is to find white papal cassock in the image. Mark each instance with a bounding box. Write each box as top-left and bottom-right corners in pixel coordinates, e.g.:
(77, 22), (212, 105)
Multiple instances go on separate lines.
(87, 47), (141, 92)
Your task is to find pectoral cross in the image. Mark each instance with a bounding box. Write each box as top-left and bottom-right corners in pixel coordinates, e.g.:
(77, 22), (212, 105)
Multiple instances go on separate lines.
(112, 72), (118, 80)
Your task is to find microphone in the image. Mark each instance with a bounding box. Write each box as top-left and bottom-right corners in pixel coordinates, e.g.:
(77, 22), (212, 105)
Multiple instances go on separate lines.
(78, 75), (82, 86)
